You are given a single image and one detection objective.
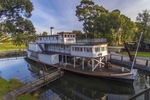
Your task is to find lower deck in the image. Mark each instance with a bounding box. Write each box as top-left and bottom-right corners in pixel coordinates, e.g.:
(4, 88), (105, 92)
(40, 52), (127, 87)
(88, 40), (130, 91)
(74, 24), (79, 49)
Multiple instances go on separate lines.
(27, 50), (136, 82)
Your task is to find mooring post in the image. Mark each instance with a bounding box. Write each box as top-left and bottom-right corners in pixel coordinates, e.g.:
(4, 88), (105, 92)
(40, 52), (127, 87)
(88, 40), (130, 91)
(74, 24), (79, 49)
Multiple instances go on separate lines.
(110, 54), (112, 59)
(121, 55), (123, 61)
(146, 60), (149, 66)
(15, 50), (17, 60)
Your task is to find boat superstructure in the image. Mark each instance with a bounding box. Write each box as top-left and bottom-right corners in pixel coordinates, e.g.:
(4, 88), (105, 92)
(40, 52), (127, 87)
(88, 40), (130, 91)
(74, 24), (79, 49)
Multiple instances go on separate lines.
(27, 30), (137, 82)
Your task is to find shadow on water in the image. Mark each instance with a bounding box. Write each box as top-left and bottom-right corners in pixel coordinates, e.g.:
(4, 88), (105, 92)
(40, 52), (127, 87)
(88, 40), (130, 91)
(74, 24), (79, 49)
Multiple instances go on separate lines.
(0, 58), (150, 100)
(25, 58), (135, 100)
(35, 72), (135, 100)
(26, 58), (150, 100)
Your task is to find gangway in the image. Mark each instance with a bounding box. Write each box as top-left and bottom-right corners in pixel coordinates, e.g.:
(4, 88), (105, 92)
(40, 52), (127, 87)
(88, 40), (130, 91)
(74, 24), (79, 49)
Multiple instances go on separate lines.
(2, 68), (63, 100)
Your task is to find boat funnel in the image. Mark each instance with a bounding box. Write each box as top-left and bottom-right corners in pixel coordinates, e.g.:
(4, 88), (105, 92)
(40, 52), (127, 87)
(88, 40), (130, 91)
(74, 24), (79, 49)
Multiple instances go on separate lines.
(50, 27), (54, 35)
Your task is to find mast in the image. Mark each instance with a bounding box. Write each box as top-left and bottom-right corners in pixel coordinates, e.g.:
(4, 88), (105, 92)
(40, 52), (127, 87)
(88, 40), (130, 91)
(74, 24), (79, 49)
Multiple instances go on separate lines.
(131, 32), (143, 70)
(123, 41), (133, 62)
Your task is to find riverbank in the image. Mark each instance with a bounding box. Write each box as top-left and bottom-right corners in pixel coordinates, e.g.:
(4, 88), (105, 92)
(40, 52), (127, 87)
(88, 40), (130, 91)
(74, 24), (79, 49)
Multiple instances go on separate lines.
(118, 51), (150, 57)
(0, 42), (25, 51)
(0, 50), (26, 58)
(0, 78), (37, 100)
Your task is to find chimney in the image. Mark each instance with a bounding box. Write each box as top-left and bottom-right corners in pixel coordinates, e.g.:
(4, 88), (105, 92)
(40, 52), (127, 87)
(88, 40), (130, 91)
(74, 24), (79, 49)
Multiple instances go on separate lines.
(50, 27), (54, 35)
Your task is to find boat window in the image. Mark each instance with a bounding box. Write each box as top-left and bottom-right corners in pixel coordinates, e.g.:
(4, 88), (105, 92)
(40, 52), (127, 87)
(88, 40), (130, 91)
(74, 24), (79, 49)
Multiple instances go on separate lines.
(72, 47), (74, 51)
(89, 48), (92, 52)
(95, 47), (100, 52)
(84, 47), (86, 52)
(80, 48), (82, 52)
(75, 47), (77, 51)
(101, 47), (105, 51)
(84, 47), (92, 52)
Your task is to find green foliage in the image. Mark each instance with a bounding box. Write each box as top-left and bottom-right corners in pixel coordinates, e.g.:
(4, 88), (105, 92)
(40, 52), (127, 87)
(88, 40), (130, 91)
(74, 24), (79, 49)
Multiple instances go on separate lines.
(76, 0), (108, 38)
(74, 30), (85, 39)
(136, 9), (150, 42)
(76, 0), (137, 45)
(42, 31), (48, 36)
(0, 0), (35, 46)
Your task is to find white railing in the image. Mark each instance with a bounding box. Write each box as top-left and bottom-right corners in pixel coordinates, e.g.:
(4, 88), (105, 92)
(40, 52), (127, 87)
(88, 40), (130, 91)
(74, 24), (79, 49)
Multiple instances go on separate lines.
(76, 38), (107, 43)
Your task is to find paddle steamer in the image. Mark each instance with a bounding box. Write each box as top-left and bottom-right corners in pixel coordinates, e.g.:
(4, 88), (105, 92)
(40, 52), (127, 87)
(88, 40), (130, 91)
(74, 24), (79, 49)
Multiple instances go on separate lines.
(27, 29), (137, 82)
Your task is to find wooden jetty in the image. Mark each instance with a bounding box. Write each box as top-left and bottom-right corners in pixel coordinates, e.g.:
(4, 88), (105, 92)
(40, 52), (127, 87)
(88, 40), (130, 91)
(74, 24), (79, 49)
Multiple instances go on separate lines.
(2, 69), (63, 100)
(109, 53), (150, 72)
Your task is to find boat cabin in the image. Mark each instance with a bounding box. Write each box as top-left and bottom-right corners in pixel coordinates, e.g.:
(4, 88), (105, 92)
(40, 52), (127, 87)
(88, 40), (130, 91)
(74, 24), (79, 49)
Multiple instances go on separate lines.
(28, 31), (108, 58)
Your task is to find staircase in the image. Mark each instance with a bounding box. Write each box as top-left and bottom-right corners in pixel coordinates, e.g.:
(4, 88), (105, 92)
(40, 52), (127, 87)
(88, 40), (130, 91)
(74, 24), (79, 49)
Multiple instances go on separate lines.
(37, 43), (44, 52)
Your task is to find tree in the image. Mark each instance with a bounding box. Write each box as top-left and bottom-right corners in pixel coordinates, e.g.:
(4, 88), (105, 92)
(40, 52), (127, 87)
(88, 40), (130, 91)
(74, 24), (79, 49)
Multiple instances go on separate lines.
(76, 1), (137, 45)
(42, 31), (48, 36)
(95, 9), (136, 45)
(76, 0), (107, 39)
(136, 9), (150, 42)
(0, 0), (35, 45)
(73, 30), (85, 39)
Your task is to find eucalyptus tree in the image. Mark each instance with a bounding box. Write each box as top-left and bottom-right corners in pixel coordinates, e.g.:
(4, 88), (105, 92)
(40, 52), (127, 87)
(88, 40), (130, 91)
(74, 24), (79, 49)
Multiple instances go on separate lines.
(136, 9), (150, 42)
(42, 31), (48, 36)
(95, 9), (136, 45)
(76, 0), (108, 39)
(0, 0), (35, 45)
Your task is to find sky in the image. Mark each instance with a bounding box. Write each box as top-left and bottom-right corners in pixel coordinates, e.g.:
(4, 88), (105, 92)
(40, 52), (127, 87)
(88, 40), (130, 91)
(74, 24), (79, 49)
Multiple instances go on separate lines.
(30, 0), (150, 34)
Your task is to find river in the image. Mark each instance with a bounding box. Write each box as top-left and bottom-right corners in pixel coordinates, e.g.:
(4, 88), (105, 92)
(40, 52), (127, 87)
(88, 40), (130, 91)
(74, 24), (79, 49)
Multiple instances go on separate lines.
(0, 58), (150, 100)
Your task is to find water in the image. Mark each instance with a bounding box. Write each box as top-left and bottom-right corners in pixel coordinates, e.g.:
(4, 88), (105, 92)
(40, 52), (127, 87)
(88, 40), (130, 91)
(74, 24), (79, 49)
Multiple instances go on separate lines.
(0, 58), (150, 100)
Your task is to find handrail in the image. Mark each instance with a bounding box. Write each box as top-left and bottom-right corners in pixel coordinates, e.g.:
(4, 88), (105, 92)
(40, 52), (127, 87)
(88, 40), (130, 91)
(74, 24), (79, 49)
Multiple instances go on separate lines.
(129, 87), (150, 100)
(110, 53), (150, 61)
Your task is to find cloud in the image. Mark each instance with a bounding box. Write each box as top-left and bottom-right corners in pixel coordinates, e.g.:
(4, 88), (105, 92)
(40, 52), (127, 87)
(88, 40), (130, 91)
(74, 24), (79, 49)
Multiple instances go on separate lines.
(30, 0), (82, 34)
(95, 0), (150, 21)
(30, 0), (150, 34)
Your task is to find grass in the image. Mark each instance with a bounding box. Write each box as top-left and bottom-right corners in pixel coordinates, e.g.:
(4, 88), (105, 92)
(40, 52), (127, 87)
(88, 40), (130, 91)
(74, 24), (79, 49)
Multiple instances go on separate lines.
(0, 78), (23, 97)
(0, 42), (26, 51)
(17, 94), (38, 100)
(0, 78), (37, 100)
(119, 52), (150, 57)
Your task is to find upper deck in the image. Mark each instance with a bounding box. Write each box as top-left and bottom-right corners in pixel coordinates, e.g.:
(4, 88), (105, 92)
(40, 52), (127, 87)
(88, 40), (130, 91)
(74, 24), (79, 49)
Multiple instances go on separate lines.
(36, 32), (76, 44)
(28, 31), (108, 58)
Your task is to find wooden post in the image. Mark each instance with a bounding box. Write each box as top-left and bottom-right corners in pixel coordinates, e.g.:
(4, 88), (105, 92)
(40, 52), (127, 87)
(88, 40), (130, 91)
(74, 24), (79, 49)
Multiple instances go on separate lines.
(146, 60), (149, 66)
(110, 54), (112, 59)
(121, 55), (123, 61)
(144, 90), (150, 100)
(65, 55), (67, 64)
(74, 56), (76, 68)
(99, 57), (101, 68)
(82, 58), (84, 70)
(92, 59), (94, 71)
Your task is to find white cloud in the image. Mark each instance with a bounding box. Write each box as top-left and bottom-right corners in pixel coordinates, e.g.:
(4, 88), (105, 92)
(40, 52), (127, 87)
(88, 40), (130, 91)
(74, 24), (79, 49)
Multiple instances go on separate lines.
(30, 0), (150, 34)
(30, 0), (82, 34)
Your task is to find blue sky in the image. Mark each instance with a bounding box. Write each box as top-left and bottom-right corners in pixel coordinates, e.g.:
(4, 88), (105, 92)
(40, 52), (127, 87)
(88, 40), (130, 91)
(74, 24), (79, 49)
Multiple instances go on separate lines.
(30, 0), (150, 34)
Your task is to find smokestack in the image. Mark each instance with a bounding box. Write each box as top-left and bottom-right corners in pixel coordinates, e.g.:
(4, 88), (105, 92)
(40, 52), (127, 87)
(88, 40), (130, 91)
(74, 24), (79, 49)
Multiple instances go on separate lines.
(50, 27), (54, 35)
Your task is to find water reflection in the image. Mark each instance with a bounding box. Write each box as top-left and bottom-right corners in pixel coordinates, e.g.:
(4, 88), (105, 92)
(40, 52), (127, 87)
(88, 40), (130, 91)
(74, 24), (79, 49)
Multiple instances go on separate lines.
(1, 58), (150, 100)
(134, 70), (150, 94)
(0, 58), (35, 82)
(26, 59), (150, 100)
(24, 59), (135, 100)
